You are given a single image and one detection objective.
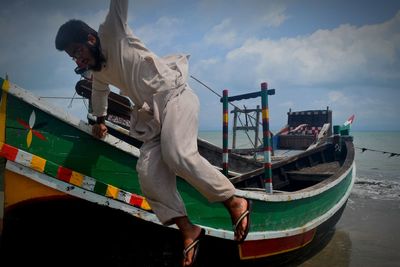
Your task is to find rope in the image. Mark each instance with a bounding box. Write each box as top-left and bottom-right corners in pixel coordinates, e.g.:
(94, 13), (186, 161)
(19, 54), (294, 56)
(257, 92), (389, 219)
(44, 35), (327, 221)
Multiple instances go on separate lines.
(39, 96), (85, 99)
(39, 95), (89, 112)
(236, 113), (256, 148)
(68, 91), (77, 108)
(355, 146), (400, 158)
(190, 75), (262, 123)
(190, 75), (265, 149)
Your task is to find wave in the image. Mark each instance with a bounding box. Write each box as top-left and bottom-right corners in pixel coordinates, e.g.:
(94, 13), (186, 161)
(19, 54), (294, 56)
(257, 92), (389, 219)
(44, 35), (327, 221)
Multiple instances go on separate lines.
(352, 176), (400, 201)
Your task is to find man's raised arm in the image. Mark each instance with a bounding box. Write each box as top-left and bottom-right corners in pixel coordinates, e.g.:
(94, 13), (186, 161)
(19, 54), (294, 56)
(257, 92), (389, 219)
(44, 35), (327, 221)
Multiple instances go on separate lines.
(102, 0), (129, 32)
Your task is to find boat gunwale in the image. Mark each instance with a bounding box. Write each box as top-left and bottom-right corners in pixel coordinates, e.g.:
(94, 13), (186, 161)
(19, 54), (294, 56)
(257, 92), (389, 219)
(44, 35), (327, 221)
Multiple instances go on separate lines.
(5, 159), (356, 241)
(235, 140), (355, 202)
(1, 79), (140, 158)
(245, 163), (355, 239)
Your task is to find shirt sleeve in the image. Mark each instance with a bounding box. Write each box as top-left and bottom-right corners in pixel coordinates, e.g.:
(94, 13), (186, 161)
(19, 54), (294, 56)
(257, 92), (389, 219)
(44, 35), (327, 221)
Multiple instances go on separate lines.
(91, 79), (110, 117)
(102, 0), (129, 34)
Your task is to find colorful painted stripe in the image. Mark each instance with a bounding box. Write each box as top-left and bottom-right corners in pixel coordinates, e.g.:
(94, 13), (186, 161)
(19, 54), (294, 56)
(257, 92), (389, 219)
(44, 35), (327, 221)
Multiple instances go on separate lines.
(1, 77), (10, 93)
(222, 89), (229, 176)
(261, 82), (273, 193)
(0, 142), (151, 211)
(0, 79), (9, 143)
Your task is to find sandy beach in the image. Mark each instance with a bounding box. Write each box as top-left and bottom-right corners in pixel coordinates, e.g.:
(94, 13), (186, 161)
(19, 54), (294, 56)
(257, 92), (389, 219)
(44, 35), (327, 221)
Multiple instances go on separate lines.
(297, 195), (400, 267)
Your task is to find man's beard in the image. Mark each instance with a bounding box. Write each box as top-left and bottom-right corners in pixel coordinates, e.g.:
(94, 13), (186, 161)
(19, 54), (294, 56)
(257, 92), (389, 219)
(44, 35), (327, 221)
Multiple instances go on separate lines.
(87, 43), (106, 72)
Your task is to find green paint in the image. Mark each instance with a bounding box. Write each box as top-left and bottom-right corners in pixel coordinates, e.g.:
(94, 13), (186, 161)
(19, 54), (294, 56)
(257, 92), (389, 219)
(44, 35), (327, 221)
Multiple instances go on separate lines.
(179, 169), (353, 232)
(3, 91), (354, 233)
(5, 95), (140, 194)
(252, 170), (352, 231)
(44, 161), (59, 178)
(94, 181), (108, 195)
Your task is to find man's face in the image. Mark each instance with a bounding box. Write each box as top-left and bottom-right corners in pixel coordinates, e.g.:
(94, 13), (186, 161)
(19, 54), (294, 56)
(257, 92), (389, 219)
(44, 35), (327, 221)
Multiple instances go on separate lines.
(65, 43), (96, 70)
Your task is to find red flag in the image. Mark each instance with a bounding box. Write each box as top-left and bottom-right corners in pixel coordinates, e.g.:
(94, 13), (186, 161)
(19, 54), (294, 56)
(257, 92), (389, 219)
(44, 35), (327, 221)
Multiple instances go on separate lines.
(343, 114), (355, 126)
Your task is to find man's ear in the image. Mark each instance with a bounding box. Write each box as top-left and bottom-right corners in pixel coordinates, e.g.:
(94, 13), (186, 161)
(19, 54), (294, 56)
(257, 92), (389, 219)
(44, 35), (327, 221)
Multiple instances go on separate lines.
(87, 34), (97, 46)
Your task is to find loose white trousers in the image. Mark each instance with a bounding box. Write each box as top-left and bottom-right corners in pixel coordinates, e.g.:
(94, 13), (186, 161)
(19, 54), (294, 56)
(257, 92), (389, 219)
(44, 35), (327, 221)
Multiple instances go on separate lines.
(136, 88), (236, 225)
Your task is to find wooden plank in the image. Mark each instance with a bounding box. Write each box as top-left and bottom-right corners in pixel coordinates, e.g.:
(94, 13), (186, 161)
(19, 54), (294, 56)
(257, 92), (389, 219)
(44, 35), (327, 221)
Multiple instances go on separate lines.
(286, 171), (333, 182)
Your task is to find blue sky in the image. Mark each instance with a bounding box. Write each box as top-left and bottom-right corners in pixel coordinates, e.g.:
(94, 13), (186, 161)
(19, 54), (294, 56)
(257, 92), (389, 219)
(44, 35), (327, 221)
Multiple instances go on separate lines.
(0, 0), (399, 131)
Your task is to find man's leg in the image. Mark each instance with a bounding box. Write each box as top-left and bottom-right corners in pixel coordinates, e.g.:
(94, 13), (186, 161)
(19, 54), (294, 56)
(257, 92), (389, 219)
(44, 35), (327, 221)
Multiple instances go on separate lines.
(160, 88), (251, 242)
(160, 88), (236, 202)
(137, 139), (187, 225)
(174, 216), (203, 266)
(137, 139), (206, 266)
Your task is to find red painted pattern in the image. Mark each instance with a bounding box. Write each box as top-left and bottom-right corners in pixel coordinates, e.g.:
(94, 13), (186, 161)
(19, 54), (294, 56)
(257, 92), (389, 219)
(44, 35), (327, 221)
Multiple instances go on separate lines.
(17, 118), (47, 140)
(239, 229), (316, 259)
(17, 118), (30, 129)
(129, 194), (144, 207)
(261, 82), (268, 89)
(264, 162), (272, 168)
(57, 166), (73, 182)
(0, 143), (19, 161)
(264, 178), (273, 183)
(32, 130), (46, 140)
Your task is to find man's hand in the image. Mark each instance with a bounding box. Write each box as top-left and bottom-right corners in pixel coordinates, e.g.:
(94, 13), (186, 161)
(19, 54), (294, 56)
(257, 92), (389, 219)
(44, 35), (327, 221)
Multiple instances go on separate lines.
(92, 123), (108, 139)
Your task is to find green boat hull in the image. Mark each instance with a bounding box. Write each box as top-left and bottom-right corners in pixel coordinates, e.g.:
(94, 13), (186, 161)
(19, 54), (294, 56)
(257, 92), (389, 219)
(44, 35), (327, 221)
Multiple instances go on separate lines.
(0, 77), (355, 259)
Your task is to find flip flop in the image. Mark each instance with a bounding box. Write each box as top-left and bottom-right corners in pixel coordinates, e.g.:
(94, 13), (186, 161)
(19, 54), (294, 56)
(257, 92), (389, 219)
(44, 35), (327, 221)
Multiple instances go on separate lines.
(233, 199), (252, 243)
(183, 228), (205, 267)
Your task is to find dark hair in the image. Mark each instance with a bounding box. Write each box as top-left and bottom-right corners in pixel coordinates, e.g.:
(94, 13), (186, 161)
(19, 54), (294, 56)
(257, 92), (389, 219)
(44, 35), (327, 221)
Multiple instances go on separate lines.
(55, 19), (98, 51)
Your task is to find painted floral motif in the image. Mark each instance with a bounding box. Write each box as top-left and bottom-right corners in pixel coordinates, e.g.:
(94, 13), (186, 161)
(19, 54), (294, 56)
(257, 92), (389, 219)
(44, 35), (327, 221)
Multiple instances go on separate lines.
(17, 110), (46, 148)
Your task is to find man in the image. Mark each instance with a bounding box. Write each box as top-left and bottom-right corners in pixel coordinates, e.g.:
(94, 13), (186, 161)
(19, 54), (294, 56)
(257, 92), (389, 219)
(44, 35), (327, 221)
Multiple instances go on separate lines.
(55, 1), (251, 266)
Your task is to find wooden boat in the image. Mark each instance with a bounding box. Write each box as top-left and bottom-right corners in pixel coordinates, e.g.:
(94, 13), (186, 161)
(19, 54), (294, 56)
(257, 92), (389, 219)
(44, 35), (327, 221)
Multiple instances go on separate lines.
(0, 76), (355, 263)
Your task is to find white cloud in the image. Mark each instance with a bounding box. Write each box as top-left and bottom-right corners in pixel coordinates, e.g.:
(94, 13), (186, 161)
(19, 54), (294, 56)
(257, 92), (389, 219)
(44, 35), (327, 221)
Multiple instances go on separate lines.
(221, 11), (400, 88)
(135, 16), (182, 48)
(204, 19), (237, 47)
(261, 5), (288, 27)
(192, 10), (400, 130)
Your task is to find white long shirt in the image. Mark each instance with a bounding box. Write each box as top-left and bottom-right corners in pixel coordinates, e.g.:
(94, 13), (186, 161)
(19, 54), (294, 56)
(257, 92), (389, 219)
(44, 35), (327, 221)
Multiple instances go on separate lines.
(91, 0), (189, 141)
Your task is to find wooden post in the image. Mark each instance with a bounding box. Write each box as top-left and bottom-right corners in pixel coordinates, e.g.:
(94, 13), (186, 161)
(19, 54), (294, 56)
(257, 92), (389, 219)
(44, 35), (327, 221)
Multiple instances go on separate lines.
(261, 83), (273, 193)
(222, 90), (229, 177)
(255, 105), (260, 148)
(232, 107), (238, 149)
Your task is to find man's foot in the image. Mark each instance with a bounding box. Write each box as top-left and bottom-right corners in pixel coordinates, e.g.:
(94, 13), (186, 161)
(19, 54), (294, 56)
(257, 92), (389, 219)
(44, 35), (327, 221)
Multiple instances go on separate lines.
(182, 227), (205, 267)
(225, 196), (252, 243)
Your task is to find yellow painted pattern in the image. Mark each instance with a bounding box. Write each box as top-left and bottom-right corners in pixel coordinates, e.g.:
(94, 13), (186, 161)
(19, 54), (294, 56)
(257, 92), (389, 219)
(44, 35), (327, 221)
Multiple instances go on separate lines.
(31, 155), (46, 173)
(27, 129), (33, 148)
(141, 199), (151, 210)
(4, 169), (67, 209)
(1, 79), (10, 92)
(1, 140), (152, 211)
(223, 113), (228, 123)
(106, 184), (119, 199)
(262, 109), (269, 120)
(70, 171), (84, 186)
(0, 91), (7, 143)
